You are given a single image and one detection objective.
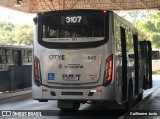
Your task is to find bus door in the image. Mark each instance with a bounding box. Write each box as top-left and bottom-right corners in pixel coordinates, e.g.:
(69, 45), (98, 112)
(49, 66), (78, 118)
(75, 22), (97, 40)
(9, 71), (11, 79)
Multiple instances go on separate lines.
(14, 50), (22, 65)
(139, 41), (152, 89)
(115, 22), (128, 104)
(115, 26), (128, 104)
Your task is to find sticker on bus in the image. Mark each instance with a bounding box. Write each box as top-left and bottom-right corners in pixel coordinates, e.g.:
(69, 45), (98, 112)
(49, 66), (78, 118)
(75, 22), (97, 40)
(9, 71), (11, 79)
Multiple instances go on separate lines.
(48, 73), (55, 80)
(89, 73), (97, 80)
(62, 74), (80, 81)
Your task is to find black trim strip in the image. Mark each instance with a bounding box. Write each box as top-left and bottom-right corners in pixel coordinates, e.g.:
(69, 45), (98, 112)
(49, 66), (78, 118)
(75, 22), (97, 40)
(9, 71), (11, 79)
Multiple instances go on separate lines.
(42, 84), (105, 89)
(133, 34), (139, 95)
(120, 27), (127, 101)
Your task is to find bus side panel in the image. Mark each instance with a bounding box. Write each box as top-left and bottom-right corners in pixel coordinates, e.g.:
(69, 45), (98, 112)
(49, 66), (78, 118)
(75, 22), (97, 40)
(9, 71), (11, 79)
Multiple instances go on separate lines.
(101, 51), (115, 101)
(32, 66), (43, 99)
(102, 13), (115, 101)
(32, 23), (43, 100)
(101, 85), (115, 100)
(32, 85), (43, 99)
(113, 15), (123, 104)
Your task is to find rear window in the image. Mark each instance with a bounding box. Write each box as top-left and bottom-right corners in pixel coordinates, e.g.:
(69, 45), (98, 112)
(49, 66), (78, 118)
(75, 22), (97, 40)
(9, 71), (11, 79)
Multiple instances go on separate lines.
(37, 10), (109, 49)
(42, 14), (104, 43)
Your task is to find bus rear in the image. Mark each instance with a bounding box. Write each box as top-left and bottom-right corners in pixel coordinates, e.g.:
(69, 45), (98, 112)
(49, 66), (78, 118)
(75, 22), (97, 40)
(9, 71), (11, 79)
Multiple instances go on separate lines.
(32, 10), (114, 110)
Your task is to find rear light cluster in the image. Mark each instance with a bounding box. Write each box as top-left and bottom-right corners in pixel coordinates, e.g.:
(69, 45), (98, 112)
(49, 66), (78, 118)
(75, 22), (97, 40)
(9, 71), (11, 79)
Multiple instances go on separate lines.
(103, 55), (113, 86)
(34, 56), (42, 86)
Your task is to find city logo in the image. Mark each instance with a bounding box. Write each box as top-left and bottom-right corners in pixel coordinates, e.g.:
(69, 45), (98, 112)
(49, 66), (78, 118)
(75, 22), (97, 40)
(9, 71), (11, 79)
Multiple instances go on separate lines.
(49, 55), (67, 60)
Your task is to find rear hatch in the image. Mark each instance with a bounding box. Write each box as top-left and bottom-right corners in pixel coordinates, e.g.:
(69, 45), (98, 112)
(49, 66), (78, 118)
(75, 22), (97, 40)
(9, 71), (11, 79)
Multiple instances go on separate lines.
(43, 47), (103, 84)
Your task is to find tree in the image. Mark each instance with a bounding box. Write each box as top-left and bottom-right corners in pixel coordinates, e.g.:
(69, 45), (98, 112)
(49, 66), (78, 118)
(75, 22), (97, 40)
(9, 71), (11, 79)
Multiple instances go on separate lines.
(135, 11), (160, 48)
(13, 24), (34, 45)
(0, 21), (34, 45)
(116, 11), (153, 23)
(149, 33), (160, 48)
(0, 21), (14, 44)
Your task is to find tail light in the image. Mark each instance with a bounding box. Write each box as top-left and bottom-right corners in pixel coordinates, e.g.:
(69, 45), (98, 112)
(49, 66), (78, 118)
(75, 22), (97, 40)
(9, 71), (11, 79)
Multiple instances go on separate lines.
(103, 55), (113, 86)
(34, 56), (42, 86)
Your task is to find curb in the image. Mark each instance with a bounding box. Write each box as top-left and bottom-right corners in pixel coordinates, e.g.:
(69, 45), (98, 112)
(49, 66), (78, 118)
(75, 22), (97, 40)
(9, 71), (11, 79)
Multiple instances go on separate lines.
(0, 89), (32, 100)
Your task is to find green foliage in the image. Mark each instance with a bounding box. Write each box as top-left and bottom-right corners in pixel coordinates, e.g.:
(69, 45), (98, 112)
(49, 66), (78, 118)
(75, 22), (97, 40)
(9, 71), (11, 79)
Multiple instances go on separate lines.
(117, 11), (153, 23)
(149, 33), (160, 48)
(13, 25), (34, 45)
(0, 21), (33, 45)
(155, 19), (160, 30)
(135, 11), (160, 48)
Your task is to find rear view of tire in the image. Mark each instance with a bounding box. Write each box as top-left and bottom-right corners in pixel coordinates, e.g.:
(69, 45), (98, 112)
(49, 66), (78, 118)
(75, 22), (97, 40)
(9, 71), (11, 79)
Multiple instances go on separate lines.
(58, 100), (80, 111)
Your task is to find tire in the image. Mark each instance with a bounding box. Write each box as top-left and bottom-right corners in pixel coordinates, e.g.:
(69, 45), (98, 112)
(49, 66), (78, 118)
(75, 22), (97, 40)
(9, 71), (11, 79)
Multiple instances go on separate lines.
(38, 99), (48, 102)
(60, 101), (80, 111)
(73, 102), (80, 110)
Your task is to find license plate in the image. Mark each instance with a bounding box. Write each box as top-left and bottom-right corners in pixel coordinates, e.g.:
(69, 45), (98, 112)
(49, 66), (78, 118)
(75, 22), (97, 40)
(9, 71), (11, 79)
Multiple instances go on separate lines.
(62, 74), (80, 81)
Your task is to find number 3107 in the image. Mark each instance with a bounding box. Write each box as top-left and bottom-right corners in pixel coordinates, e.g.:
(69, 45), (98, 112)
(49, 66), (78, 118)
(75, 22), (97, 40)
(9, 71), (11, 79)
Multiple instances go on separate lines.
(66, 16), (82, 23)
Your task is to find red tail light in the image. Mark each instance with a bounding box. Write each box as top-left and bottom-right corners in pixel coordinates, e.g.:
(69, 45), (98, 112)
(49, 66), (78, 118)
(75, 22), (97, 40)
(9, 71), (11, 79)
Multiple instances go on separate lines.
(34, 56), (42, 86)
(103, 10), (107, 14)
(103, 55), (113, 86)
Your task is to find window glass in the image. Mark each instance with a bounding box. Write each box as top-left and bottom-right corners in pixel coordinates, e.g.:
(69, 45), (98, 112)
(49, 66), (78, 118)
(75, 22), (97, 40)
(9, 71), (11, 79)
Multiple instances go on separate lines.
(126, 28), (134, 66)
(0, 56), (6, 63)
(6, 49), (12, 55)
(0, 49), (5, 55)
(28, 50), (32, 62)
(152, 51), (160, 60)
(115, 20), (122, 66)
(42, 15), (104, 39)
(7, 56), (13, 63)
(115, 21), (121, 53)
(22, 50), (29, 62)
(6, 49), (13, 63)
(0, 48), (6, 63)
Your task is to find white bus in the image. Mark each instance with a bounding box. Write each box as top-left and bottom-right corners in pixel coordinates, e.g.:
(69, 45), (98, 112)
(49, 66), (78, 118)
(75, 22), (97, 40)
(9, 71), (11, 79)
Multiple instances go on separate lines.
(32, 10), (152, 110)
(152, 49), (160, 71)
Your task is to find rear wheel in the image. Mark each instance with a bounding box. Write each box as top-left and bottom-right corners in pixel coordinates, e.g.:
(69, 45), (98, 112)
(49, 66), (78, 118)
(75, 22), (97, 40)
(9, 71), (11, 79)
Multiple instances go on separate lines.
(38, 99), (48, 102)
(58, 100), (80, 111)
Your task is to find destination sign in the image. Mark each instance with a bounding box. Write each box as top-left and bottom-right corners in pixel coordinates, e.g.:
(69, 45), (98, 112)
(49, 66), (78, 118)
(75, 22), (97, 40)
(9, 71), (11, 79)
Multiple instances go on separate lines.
(61, 15), (87, 25)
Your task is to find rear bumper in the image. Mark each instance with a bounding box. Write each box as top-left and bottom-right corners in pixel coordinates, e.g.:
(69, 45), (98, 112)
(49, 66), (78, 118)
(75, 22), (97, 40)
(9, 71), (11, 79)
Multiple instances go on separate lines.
(33, 84), (115, 101)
